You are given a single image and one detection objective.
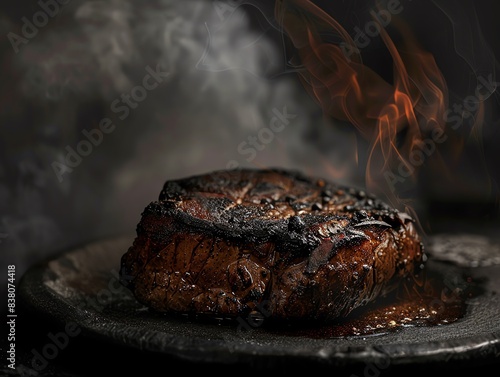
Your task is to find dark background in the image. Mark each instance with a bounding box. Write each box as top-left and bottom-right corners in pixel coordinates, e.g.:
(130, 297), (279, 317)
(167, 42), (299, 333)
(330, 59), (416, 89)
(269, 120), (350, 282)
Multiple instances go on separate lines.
(1, 0), (500, 375)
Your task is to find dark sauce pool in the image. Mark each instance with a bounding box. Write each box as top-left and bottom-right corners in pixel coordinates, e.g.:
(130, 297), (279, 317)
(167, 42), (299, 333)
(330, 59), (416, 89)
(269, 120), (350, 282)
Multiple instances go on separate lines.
(159, 252), (487, 340)
(254, 260), (484, 339)
(169, 259), (485, 339)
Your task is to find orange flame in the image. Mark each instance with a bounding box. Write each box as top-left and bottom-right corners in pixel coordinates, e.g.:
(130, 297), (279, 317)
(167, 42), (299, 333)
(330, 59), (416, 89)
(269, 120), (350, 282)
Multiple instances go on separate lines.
(275, 0), (449, 210)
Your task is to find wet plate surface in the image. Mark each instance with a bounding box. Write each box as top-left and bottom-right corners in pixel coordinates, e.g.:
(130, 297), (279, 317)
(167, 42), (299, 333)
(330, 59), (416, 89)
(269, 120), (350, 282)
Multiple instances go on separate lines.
(18, 234), (500, 369)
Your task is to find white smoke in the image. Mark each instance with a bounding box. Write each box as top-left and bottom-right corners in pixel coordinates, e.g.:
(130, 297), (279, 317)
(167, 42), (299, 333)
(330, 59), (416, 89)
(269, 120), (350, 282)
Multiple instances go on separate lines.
(1, 0), (351, 283)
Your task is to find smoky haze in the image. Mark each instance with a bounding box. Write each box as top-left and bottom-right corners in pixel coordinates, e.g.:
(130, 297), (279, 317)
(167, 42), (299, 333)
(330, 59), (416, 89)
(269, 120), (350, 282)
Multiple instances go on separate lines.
(0, 0), (357, 289)
(0, 0), (499, 303)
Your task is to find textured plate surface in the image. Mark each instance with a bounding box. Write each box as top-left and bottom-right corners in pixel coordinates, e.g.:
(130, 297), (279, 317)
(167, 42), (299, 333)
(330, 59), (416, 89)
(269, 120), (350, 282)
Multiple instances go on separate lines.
(18, 234), (500, 369)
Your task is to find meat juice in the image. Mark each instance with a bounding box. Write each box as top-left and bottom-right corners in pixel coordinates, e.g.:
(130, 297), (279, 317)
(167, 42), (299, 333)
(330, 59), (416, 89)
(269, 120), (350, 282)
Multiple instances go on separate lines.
(266, 261), (481, 338)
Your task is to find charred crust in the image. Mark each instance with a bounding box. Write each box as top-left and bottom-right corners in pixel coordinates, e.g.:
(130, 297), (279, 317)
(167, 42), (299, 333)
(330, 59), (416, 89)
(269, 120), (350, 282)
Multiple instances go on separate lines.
(122, 168), (424, 321)
(137, 168), (420, 264)
(147, 168), (413, 243)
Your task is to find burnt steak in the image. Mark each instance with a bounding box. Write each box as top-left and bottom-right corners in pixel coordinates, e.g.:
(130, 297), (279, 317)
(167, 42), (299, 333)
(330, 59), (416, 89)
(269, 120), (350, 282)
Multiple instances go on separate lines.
(120, 168), (424, 321)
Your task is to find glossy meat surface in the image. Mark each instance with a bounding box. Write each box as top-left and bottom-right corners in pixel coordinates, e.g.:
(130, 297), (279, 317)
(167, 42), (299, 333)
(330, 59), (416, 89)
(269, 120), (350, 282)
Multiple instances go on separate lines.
(120, 168), (423, 321)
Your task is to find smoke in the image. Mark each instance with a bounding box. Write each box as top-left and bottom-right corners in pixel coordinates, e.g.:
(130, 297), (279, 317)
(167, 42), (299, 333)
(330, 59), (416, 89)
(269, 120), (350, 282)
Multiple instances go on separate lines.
(431, 0), (497, 98)
(0, 0), (348, 290)
(272, 0), (500, 222)
(400, 0), (500, 219)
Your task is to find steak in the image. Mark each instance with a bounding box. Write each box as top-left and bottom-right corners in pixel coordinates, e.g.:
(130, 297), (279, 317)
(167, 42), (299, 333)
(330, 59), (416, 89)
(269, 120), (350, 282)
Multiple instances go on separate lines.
(120, 168), (424, 321)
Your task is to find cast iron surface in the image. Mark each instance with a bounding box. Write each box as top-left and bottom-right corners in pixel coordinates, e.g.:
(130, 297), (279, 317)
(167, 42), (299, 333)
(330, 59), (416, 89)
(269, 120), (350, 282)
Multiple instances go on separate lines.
(17, 233), (500, 371)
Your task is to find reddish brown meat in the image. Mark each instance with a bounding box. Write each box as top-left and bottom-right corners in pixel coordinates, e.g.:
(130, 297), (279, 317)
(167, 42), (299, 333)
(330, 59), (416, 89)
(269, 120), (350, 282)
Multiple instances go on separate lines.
(120, 168), (424, 321)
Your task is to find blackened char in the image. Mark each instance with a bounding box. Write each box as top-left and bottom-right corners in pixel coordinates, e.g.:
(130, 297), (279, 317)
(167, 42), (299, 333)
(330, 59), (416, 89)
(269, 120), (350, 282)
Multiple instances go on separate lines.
(120, 168), (424, 321)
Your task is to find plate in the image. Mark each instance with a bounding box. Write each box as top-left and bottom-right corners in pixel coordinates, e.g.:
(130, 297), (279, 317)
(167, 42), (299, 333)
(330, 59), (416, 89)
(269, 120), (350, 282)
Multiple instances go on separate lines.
(18, 234), (500, 371)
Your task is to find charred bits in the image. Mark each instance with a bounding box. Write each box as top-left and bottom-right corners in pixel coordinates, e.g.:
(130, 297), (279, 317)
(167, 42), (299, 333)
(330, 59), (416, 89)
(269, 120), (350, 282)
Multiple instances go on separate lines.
(288, 215), (305, 233)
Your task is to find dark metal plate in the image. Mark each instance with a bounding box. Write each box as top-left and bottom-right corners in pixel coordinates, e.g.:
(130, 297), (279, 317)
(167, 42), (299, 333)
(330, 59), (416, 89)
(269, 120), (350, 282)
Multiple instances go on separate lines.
(18, 234), (500, 370)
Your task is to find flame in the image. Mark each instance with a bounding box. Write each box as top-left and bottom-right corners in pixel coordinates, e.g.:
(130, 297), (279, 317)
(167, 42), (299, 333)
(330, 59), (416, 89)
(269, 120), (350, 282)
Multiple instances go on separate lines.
(275, 0), (449, 209)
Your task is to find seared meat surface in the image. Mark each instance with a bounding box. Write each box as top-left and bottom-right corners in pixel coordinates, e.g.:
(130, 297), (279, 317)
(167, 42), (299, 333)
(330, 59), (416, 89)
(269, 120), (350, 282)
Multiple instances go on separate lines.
(120, 168), (423, 321)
